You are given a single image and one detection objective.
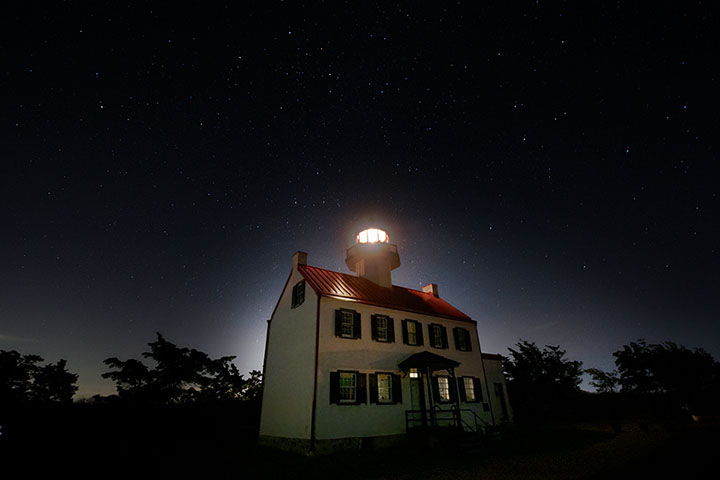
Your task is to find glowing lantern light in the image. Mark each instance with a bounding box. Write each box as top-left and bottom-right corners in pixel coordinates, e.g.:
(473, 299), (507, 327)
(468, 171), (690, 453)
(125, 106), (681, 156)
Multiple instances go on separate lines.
(356, 228), (389, 244)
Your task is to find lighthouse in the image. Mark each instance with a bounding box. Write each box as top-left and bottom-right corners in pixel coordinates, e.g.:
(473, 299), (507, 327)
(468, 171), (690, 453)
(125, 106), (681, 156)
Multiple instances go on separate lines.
(345, 228), (400, 288)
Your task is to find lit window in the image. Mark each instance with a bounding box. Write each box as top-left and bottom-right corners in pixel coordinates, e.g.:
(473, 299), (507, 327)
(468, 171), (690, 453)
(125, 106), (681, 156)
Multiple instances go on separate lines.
(339, 372), (357, 403)
(377, 373), (393, 403)
(438, 376), (451, 402)
(409, 368), (419, 378)
(463, 377), (476, 402)
(341, 311), (354, 338)
(356, 228), (390, 244)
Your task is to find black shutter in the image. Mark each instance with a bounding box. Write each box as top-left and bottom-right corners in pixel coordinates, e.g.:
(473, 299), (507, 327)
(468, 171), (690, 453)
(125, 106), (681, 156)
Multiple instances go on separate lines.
(401, 320), (408, 344)
(357, 373), (367, 403)
(428, 324), (436, 348)
(371, 315), (378, 341)
(334, 310), (342, 337)
(392, 374), (402, 404)
(431, 376), (440, 403)
(449, 376), (457, 402)
(474, 377), (483, 402)
(353, 311), (361, 339)
(297, 281), (304, 305)
(441, 326), (448, 349)
(416, 322), (424, 346)
(453, 328), (460, 350)
(465, 329), (472, 352)
(387, 317), (395, 342)
(329, 372), (339, 404)
(458, 376), (467, 402)
(369, 373), (378, 403)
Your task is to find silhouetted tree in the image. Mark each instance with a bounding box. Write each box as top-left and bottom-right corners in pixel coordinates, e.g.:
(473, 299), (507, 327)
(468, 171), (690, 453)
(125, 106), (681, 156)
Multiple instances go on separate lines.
(243, 370), (263, 402)
(612, 340), (720, 413)
(502, 340), (583, 422)
(0, 350), (78, 405)
(102, 333), (251, 404)
(585, 368), (620, 393)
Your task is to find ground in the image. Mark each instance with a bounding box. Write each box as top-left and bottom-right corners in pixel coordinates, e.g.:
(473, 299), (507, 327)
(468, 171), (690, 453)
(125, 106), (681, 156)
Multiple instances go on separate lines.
(2, 408), (717, 478)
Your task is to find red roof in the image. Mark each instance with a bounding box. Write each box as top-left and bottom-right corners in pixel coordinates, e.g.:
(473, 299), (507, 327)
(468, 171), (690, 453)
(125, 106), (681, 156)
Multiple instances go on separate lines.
(298, 264), (474, 324)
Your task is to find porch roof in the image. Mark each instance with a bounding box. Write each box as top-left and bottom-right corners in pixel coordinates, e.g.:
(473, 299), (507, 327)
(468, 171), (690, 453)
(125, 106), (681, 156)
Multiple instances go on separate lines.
(398, 351), (460, 373)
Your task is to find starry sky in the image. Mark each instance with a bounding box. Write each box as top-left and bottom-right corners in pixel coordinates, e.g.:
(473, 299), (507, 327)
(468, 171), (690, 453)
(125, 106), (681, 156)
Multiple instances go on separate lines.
(2, 2), (718, 397)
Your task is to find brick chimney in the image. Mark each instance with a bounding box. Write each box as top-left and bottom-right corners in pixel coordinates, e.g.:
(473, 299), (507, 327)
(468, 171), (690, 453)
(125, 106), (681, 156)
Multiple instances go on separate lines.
(422, 283), (439, 297)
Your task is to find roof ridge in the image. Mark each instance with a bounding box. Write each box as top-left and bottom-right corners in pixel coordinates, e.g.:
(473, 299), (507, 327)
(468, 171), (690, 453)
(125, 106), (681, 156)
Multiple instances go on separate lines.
(301, 263), (432, 295)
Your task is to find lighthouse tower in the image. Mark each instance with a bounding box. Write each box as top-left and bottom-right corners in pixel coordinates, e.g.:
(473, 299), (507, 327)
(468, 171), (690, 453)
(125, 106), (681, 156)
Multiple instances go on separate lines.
(345, 228), (400, 288)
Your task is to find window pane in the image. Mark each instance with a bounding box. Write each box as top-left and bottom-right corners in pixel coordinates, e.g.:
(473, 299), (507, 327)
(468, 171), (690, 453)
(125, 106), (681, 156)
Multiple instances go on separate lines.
(376, 316), (388, 341)
(433, 325), (443, 347)
(407, 321), (417, 345)
(464, 377), (475, 402)
(339, 372), (356, 402)
(438, 376), (450, 402)
(341, 312), (354, 337)
(377, 373), (392, 403)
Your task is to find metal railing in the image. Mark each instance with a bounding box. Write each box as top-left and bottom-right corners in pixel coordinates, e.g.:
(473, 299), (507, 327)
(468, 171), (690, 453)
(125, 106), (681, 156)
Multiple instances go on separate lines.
(405, 406), (491, 433)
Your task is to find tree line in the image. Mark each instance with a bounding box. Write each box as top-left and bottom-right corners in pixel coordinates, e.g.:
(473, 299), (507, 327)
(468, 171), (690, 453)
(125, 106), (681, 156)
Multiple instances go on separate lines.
(503, 339), (720, 423)
(3, 334), (718, 423)
(0, 333), (261, 408)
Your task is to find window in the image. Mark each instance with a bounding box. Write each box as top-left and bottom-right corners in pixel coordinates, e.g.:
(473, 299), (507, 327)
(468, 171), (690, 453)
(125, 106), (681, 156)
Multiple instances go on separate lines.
(437, 376), (451, 402)
(377, 374), (392, 403)
(429, 324), (448, 349)
(339, 372), (357, 403)
(291, 280), (305, 308)
(369, 372), (402, 404)
(335, 309), (361, 339)
(330, 371), (367, 405)
(402, 319), (423, 346)
(453, 327), (472, 351)
(371, 314), (394, 342)
(463, 377), (476, 402)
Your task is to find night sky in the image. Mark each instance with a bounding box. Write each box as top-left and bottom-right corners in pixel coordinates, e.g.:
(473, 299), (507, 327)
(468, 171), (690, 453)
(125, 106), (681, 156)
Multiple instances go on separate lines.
(2, 2), (718, 398)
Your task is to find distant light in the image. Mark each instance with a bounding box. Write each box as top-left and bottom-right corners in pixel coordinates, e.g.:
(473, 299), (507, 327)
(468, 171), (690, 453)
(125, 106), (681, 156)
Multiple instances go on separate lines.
(409, 368), (419, 378)
(356, 228), (389, 244)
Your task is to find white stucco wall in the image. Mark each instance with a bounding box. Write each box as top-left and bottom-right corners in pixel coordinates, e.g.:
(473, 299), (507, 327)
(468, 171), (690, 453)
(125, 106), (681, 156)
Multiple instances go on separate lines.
(259, 267), (318, 439)
(314, 297), (496, 439)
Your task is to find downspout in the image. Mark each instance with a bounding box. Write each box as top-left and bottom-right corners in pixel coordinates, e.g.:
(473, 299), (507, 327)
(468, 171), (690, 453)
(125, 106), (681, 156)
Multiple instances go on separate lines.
(309, 294), (321, 453)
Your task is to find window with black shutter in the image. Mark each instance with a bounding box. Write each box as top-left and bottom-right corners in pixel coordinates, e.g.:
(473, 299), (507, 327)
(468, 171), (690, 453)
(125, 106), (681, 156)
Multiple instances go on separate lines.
(402, 319), (423, 346)
(432, 375), (455, 403)
(453, 327), (472, 351)
(330, 371), (367, 405)
(291, 280), (305, 308)
(371, 315), (395, 343)
(370, 372), (403, 404)
(459, 376), (479, 403)
(335, 309), (361, 339)
(429, 324), (448, 349)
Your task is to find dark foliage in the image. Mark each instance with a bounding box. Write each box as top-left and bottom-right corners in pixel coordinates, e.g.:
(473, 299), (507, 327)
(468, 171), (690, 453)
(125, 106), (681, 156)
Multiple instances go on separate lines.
(0, 349), (78, 406)
(101, 332), (262, 404)
(585, 367), (620, 393)
(613, 340), (720, 414)
(502, 340), (583, 423)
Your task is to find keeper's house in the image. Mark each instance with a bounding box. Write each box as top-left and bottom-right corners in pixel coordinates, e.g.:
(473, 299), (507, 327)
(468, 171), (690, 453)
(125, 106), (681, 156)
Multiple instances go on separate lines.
(259, 228), (511, 454)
